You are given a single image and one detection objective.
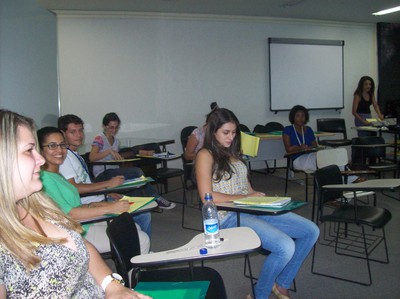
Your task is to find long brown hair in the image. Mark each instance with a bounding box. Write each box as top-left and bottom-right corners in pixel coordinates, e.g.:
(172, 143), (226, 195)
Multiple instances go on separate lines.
(203, 108), (244, 182)
(354, 76), (375, 98)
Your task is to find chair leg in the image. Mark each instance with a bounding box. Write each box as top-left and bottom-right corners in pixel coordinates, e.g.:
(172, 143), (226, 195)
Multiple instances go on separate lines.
(311, 222), (389, 286)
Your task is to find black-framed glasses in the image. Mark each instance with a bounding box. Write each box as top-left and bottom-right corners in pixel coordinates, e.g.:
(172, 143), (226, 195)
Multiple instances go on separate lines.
(41, 143), (69, 150)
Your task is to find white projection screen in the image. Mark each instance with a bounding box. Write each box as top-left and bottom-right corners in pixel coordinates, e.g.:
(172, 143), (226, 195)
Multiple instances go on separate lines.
(269, 38), (344, 112)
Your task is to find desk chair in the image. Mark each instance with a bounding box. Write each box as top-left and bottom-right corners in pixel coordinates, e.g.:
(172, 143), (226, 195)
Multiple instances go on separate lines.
(284, 150), (315, 202)
(239, 123), (251, 133)
(106, 212), (227, 298)
(314, 148), (376, 219)
(312, 165), (391, 286)
(132, 142), (185, 195)
(265, 121), (284, 133)
(351, 136), (397, 178)
(180, 126), (202, 231)
(316, 118), (352, 147)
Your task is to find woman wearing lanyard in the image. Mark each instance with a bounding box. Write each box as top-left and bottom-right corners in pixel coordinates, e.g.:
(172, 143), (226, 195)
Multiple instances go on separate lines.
(283, 105), (318, 172)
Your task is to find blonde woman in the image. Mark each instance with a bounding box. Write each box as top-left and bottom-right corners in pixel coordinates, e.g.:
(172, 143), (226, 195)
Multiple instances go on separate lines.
(0, 109), (150, 299)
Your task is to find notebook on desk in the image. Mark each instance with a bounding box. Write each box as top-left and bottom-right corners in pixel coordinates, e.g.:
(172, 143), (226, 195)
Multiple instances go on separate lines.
(233, 196), (291, 207)
(367, 118), (396, 127)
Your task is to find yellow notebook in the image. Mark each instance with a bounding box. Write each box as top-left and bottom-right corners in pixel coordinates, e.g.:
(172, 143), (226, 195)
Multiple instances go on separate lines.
(119, 196), (155, 213)
(241, 132), (260, 157)
(233, 196), (291, 207)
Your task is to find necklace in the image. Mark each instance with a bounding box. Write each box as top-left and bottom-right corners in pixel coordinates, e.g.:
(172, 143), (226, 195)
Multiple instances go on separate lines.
(292, 124), (305, 145)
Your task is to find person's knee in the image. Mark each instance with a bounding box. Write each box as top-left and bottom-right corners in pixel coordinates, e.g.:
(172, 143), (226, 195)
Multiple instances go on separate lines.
(137, 230), (150, 254)
(267, 235), (295, 262)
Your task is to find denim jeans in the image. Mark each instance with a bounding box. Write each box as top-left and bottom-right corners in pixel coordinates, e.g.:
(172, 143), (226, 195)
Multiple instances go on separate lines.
(132, 211), (152, 237)
(221, 211), (319, 299)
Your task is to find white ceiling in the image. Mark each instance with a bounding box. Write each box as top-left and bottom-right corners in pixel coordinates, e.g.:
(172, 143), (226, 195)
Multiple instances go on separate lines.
(37, 0), (400, 24)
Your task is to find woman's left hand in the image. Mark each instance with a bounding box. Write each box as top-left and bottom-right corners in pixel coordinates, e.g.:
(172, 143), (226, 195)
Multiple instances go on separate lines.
(248, 191), (266, 197)
(105, 283), (152, 299)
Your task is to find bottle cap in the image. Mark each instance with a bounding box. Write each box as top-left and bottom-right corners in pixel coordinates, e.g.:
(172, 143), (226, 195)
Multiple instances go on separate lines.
(199, 248), (208, 255)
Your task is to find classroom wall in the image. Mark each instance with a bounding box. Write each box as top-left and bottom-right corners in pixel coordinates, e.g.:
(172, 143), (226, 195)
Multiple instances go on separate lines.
(57, 13), (378, 163)
(0, 0), (58, 126)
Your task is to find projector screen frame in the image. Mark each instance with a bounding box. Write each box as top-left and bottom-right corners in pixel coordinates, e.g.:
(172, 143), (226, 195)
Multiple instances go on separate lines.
(268, 38), (345, 113)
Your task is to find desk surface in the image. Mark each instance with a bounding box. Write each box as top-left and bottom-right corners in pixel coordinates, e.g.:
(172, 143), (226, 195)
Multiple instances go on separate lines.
(80, 200), (158, 225)
(119, 138), (175, 148)
(323, 178), (400, 192)
(131, 227), (261, 266)
(255, 131), (333, 140)
(216, 201), (307, 215)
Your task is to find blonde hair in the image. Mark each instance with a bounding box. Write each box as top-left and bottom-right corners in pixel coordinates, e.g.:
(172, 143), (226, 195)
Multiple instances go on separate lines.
(0, 109), (82, 269)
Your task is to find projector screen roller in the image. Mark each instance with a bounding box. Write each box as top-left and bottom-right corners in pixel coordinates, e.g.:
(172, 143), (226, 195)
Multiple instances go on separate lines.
(269, 38), (344, 112)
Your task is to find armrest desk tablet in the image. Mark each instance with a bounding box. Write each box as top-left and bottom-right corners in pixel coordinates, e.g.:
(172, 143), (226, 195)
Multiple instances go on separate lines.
(131, 227), (261, 267)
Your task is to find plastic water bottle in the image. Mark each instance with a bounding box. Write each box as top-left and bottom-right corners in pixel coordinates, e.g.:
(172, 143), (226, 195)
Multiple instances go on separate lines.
(202, 193), (221, 248)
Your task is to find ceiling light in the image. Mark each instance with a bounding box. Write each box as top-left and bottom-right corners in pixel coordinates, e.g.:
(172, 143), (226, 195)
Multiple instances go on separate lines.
(372, 6), (400, 16)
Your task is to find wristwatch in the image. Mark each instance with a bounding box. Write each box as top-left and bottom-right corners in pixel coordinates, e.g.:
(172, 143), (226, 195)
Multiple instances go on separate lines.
(101, 273), (125, 292)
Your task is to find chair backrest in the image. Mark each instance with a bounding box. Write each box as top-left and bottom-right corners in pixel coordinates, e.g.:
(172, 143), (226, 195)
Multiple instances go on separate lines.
(265, 121), (284, 132)
(253, 124), (269, 133)
(180, 126), (197, 152)
(314, 165), (344, 204)
(239, 124), (251, 133)
(316, 118), (348, 139)
(351, 136), (387, 162)
(106, 212), (141, 287)
(317, 148), (348, 169)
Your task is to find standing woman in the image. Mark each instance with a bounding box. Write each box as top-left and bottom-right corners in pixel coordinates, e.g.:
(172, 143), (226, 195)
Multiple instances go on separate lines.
(0, 109), (149, 299)
(195, 108), (319, 299)
(352, 76), (384, 136)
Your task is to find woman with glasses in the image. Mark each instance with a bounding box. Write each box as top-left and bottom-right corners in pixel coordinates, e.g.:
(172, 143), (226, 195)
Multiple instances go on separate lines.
(37, 126), (150, 255)
(89, 112), (175, 210)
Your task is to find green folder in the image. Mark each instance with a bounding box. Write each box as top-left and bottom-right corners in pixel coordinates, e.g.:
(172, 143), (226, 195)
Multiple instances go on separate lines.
(134, 281), (210, 299)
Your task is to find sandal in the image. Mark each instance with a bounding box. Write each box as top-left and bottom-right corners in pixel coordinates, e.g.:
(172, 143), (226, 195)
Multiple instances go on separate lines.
(272, 284), (290, 299)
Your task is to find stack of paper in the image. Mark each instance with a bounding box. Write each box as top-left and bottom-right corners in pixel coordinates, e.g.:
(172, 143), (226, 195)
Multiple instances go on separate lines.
(233, 196), (291, 207)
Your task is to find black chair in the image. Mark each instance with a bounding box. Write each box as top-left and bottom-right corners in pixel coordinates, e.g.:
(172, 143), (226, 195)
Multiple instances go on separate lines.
(106, 212), (227, 298)
(316, 118), (352, 147)
(180, 126), (197, 189)
(180, 126), (202, 231)
(132, 142), (185, 195)
(239, 124), (251, 133)
(312, 165), (391, 286)
(351, 136), (397, 178)
(253, 124), (269, 133)
(265, 121), (284, 133)
(284, 150), (315, 202)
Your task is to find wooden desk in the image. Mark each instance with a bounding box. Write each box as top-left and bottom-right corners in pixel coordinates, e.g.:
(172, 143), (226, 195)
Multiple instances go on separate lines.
(80, 200), (158, 225)
(247, 131), (334, 167)
(131, 227), (261, 266)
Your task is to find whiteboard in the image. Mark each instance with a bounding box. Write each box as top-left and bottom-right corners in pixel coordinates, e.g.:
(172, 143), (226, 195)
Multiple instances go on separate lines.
(269, 38), (344, 112)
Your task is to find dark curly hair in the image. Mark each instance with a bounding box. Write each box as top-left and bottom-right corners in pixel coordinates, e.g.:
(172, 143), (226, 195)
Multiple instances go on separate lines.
(288, 105), (309, 124)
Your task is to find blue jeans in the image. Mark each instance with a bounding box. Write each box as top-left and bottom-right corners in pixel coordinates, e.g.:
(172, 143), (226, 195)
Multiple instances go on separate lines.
(132, 212), (152, 237)
(221, 212), (319, 299)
